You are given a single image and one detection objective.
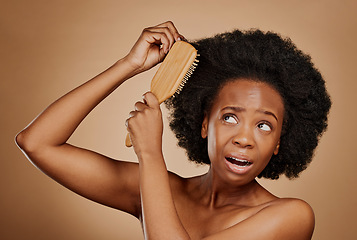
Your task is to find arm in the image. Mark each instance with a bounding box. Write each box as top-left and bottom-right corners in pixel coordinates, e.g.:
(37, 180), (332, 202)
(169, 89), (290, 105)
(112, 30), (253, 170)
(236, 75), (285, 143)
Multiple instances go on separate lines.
(15, 21), (183, 217)
(126, 95), (314, 240)
(126, 92), (190, 239)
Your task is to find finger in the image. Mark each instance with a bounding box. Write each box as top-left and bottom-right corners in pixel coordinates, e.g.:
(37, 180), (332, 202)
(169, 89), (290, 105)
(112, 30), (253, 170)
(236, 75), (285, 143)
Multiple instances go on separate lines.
(128, 110), (137, 118)
(142, 92), (160, 109)
(134, 101), (147, 111)
(156, 21), (182, 41)
(144, 27), (174, 53)
(125, 115), (132, 128)
(125, 110), (138, 129)
(179, 34), (187, 42)
(156, 27), (175, 52)
(141, 29), (170, 46)
(141, 29), (171, 54)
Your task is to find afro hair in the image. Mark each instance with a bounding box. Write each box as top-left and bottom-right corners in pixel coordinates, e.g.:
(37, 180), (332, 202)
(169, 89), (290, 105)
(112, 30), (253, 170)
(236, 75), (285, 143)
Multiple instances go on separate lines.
(165, 29), (331, 180)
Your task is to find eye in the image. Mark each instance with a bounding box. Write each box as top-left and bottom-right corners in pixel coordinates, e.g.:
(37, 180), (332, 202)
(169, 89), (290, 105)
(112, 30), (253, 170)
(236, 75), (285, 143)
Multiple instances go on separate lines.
(223, 114), (238, 124)
(258, 122), (272, 132)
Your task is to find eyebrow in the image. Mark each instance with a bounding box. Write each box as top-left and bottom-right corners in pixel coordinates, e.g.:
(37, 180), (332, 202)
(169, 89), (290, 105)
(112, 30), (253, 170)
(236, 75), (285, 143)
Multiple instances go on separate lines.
(222, 106), (279, 122)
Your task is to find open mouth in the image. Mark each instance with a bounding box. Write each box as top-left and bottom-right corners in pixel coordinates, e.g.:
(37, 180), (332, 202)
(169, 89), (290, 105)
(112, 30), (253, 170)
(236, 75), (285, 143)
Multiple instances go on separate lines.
(225, 157), (252, 167)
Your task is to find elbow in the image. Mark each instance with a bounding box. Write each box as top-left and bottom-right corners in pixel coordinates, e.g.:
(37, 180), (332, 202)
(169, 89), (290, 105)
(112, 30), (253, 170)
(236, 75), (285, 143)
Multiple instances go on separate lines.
(15, 129), (40, 155)
(15, 130), (48, 170)
(15, 130), (26, 151)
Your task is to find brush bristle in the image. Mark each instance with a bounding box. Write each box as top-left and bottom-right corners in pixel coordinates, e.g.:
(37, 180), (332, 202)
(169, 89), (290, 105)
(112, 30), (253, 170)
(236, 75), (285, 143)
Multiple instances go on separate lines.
(174, 57), (199, 96)
(150, 41), (198, 103)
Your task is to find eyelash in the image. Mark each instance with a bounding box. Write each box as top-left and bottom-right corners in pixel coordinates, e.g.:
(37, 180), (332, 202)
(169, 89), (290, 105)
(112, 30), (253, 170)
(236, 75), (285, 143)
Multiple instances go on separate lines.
(222, 114), (273, 131)
(222, 114), (237, 124)
(257, 122), (273, 132)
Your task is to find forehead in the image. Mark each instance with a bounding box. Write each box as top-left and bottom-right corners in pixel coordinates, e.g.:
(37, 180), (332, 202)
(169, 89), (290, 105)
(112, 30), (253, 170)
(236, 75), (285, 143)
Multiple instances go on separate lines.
(211, 79), (285, 117)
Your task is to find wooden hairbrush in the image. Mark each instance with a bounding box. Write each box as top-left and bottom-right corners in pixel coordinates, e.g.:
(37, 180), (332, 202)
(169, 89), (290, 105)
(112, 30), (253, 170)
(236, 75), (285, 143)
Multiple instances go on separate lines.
(125, 41), (198, 147)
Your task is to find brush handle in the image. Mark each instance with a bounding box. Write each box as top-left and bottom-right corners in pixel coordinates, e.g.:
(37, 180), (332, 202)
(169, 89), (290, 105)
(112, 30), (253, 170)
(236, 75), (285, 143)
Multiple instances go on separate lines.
(125, 41), (197, 147)
(125, 132), (132, 147)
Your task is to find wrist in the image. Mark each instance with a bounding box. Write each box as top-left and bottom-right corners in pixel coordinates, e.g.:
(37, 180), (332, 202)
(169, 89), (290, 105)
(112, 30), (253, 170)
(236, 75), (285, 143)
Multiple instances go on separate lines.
(137, 148), (164, 164)
(112, 57), (142, 80)
(119, 55), (145, 77)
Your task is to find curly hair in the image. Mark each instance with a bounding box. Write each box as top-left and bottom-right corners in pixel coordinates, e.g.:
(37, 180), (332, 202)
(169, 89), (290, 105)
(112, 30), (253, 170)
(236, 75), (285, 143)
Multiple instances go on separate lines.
(165, 29), (331, 180)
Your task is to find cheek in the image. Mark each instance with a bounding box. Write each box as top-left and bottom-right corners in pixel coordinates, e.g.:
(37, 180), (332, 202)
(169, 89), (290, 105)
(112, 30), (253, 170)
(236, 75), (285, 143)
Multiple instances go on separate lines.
(206, 127), (217, 160)
(255, 134), (279, 159)
(206, 123), (234, 163)
(206, 122), (227, 161)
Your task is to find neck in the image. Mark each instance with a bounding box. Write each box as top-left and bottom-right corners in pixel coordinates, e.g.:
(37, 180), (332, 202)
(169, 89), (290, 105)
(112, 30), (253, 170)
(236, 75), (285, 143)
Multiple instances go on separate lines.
(195, 167), (275, 208)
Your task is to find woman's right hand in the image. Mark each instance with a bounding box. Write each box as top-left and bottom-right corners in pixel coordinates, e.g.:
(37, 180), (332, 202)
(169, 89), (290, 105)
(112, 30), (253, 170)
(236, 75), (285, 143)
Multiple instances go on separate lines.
(124, 21), (184, 75)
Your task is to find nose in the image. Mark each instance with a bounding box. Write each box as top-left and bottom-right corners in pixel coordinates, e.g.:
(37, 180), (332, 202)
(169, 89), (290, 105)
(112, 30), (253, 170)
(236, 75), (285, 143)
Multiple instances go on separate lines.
(232, 125), (254, 148)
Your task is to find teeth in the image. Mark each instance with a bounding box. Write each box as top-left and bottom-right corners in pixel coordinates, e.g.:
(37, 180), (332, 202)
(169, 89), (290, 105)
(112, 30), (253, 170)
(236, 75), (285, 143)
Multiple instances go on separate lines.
(226, 157), (252, 167)
(232, 157), (244, 162)
(230, 157), (249, 163)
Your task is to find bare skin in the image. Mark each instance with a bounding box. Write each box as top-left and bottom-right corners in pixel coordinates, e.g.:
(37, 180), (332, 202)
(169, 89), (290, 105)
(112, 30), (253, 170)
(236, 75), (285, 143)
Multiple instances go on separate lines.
(16, 21), (315, 239)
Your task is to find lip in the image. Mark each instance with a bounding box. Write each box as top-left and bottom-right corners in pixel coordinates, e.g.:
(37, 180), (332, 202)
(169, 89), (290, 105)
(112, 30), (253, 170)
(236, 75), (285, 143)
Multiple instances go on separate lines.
(224, 154), (253, 174)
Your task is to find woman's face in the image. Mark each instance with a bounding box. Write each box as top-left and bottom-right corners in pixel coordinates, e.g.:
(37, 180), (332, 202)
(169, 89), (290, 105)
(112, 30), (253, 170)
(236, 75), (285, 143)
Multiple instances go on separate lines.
(201, 79), (284, 185)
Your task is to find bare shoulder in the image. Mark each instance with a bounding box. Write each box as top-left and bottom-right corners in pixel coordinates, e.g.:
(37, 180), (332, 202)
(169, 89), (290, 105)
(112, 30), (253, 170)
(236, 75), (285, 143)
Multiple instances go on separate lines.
(259, 198), (315, 239)
(272, 198), (314, 223)
(203, 198), (315, 240)
(269, 197), (315, 216)
(270, 197), (315, 226)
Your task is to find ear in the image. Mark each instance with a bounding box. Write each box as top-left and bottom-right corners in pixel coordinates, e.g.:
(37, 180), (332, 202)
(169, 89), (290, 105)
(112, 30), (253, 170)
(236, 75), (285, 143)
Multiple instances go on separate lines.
(201, 114), (208, 139)
(273, 140), (280, 155)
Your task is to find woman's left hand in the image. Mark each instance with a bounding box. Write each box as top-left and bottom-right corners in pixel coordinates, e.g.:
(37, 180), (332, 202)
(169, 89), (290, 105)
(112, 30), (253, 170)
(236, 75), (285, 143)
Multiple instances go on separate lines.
(126, 92), (163, 158)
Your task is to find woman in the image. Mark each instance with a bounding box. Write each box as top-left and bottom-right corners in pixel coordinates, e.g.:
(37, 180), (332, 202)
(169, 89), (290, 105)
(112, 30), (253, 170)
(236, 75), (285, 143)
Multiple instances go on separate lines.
(16, 21), (331, 239)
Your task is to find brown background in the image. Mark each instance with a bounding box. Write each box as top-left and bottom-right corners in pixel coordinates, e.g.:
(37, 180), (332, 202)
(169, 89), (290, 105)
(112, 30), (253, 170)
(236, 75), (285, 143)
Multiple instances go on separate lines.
(1, 0), (356, 239)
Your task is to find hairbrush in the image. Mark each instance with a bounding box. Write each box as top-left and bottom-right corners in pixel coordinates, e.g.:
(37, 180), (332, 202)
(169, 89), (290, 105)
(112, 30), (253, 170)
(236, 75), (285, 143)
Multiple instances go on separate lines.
(125, 41), (198, 147)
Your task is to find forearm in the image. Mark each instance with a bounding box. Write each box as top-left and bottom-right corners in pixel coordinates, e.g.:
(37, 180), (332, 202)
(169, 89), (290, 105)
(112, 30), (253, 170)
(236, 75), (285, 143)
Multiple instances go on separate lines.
(139, 153), (190, 240)
(17, 20), (183, 151)
(126, 82), (190, 239)
(16, 57), (136, 149)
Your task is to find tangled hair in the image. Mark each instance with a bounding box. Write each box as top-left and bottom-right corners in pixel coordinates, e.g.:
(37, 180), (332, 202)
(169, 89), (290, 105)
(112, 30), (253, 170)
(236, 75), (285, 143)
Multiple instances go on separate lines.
(165, 29), (331, 180)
